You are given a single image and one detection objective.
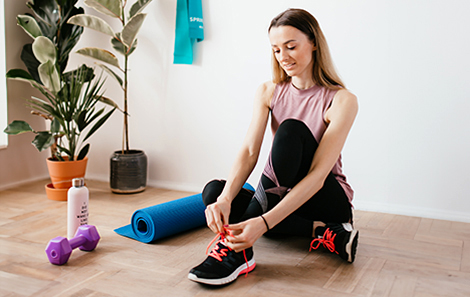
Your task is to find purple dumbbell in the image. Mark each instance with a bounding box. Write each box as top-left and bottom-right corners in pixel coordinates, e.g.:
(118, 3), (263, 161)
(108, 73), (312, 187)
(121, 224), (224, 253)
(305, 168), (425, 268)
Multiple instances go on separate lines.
(45, 225), (100, 265)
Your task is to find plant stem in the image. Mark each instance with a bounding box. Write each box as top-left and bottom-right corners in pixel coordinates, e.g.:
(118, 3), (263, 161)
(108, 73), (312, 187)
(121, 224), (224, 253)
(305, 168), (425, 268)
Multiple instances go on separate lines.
(122, 4), (129, 154)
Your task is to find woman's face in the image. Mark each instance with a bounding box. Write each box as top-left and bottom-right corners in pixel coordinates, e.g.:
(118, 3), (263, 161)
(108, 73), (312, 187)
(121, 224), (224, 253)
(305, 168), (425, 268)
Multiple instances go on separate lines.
(269, 25), (316, 82)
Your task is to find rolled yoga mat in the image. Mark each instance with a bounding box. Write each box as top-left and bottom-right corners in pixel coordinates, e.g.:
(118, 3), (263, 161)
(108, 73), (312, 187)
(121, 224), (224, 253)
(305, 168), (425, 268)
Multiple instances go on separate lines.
(114, 183), (255, 243)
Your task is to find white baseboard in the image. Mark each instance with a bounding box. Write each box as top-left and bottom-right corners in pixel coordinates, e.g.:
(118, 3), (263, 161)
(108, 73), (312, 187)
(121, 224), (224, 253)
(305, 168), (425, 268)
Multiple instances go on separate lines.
(0, 175), (49, 191)
(56, 174), (470, 224)
(354, 200), (470, 223)
(85, 173), (202, 193)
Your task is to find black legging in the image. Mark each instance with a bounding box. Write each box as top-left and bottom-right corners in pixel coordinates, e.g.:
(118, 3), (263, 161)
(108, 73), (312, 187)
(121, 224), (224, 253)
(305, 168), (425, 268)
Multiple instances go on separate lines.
(202, 119), (352, 237)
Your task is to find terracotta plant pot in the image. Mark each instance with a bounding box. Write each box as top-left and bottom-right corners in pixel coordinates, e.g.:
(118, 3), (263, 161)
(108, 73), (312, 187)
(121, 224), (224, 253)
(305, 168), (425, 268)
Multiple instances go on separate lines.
(46, 156), (88, 189)
(45, 183), (69, 201)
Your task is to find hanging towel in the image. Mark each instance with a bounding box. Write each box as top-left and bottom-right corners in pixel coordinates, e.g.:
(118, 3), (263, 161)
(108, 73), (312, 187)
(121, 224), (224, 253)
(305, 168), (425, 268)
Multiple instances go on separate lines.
(173, 0), (204, 64)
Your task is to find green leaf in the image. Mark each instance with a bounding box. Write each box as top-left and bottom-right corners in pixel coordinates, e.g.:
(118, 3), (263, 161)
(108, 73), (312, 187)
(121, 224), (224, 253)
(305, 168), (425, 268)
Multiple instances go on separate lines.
(76, 47), (121, 69)
(32, 131), (55, 152)
(122, 13), (146, 48)
(17, 15), (43, 39)
(67, 15), (115, 37)
(83, 108), (115, 141)
(77, 143), (90, 160)
(26, 0), (59, 40)
(112, 34), (137, 56)
(51, 118), (60, 133)
(38, 60), (61, 93)
(56, 6), (85, 74)
(84, 0), (122, 19)
(96, 63), (123, 86)
(56, 144), (73, 159)
(26, 0), (61, 39)
(84, 107), (104, 125)
(4, 121), (34, 135)
(98, 95), (123, 112)
(129, 0), (152, 19)
(32, 36), (57, 64)
(20, 44), (42, 83)
(75, 109), (88, 131)
(6, 69), (35, 81)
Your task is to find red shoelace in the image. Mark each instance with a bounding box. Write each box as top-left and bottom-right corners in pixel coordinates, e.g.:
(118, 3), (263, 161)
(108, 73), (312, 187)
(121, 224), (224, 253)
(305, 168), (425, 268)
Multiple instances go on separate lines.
(309, 228), (339, 254)
(206, 229), (250, 277)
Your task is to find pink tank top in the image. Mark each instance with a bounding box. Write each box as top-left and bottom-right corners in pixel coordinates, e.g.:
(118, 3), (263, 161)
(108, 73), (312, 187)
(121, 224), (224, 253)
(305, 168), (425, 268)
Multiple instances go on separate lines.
(262, 82), (354, 203)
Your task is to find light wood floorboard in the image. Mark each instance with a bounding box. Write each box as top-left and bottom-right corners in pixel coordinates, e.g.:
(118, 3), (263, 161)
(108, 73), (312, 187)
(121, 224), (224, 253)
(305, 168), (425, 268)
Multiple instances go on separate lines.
(0, 179), (469, 296)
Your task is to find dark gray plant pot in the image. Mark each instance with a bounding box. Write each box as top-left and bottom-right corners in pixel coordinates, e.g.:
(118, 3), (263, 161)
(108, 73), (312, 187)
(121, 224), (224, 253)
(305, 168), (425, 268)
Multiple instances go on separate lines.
(110, 150), (148, 194)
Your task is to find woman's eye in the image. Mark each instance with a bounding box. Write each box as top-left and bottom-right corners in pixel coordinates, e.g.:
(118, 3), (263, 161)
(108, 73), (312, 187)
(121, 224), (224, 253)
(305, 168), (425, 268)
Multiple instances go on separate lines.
(273, 49), (280, 54)
(287, 46), (296, 50)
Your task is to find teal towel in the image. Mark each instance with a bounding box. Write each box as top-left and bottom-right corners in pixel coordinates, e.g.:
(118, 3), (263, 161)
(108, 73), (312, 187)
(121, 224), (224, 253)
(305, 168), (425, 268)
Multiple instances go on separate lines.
(173, 0), (204, 64)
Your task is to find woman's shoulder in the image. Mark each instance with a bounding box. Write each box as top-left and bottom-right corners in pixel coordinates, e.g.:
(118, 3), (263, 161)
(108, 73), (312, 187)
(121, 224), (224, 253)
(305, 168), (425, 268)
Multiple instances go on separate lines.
(255, 81), (277, 107)
(333, 88), (357, 103)
(258, 80), (277, 95)
(329, 88), (358, 116)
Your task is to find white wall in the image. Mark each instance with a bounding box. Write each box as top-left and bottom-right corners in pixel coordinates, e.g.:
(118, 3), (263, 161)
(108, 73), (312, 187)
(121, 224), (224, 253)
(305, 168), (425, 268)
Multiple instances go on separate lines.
(0, 0), (8, 149)
(0, 1), (50, 190)
(4, 0), (470, 222)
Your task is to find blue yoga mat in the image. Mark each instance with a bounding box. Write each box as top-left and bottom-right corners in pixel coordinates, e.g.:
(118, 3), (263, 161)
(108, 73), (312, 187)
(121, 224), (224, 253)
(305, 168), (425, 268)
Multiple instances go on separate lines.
(114, 183), (255, 243)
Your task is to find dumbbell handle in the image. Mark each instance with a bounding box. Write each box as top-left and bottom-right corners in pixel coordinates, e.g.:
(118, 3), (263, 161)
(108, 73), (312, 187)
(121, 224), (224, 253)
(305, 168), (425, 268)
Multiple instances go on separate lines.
(69, 234), (88, 250)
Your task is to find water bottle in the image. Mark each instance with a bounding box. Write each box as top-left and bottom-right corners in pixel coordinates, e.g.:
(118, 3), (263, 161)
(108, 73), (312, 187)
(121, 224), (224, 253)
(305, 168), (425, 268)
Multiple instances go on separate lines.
(67, 178), (89, 239)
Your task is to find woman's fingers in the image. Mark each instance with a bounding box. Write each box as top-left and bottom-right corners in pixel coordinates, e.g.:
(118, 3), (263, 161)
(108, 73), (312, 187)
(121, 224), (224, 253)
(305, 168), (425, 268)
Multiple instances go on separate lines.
(205, 203), (228, 234)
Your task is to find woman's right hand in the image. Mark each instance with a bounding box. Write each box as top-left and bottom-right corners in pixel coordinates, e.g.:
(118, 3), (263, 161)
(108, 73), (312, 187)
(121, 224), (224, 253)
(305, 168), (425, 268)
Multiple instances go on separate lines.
(205, 198), (231, 234)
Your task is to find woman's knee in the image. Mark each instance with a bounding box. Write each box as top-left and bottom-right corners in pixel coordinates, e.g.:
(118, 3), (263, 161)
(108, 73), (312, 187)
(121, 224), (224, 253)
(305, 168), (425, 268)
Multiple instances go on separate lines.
(202, 179), (226, 206)
(276, 119), (312, 138)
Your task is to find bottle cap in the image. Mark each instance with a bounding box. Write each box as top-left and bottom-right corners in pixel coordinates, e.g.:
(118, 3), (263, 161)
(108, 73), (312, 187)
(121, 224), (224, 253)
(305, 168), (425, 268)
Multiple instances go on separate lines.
(72, 178), (85, 188)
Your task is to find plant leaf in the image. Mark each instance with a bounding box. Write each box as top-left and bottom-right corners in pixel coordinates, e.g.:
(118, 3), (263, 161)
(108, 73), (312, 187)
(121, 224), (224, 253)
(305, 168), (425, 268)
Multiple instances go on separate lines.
(77, 143), (90, 160)
(76, 47), (121, 69)
(67, 15), (115, 37)
(129, 0), (152, 19)
(83, 108), (115, 141)
(98, 95), (123, 112)
(96, 63), (123, 86)
(32, 131), (55, 152)
(26, 0), (59, 40)
(38, 60), (61, 93)
(84, 0), (122, 19)
(20, 44), (42, 83)
(56, 144), (73, 159)
(6, 69), (35, 81)
(4, 121), (34, 135)
(75, 109), (93, 131)
(112, 34), (137, 56)
(32, 36), (56, 64)
(51, 117), (60, 133)
(17, 15), (43, 39)
(122, 13), (146, 48)
(56, 6), (85, 74)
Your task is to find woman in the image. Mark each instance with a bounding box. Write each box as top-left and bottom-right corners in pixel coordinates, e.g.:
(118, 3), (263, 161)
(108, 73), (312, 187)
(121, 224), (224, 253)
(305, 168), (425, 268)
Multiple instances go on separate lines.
(188, 8), (359, 286)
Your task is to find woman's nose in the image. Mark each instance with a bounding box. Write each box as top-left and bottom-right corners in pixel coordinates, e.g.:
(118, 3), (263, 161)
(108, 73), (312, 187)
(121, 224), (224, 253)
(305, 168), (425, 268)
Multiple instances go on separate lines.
(279, 50), (289, 61)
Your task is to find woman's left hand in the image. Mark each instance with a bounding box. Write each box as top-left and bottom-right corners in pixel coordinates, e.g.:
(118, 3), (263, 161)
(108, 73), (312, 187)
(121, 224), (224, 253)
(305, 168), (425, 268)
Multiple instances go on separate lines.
(225, 216), (268, 252)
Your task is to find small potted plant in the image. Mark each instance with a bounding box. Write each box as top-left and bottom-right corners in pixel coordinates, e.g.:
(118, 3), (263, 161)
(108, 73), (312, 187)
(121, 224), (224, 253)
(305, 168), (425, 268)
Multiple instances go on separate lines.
(68, 0), (153, 194)
(3, 0), (118, 200)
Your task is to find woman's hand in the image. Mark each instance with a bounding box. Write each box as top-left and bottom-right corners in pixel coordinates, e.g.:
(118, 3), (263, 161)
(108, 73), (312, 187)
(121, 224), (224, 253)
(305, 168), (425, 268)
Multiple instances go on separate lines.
(205, 198), (231, 234)
(225, 216), (267, 252)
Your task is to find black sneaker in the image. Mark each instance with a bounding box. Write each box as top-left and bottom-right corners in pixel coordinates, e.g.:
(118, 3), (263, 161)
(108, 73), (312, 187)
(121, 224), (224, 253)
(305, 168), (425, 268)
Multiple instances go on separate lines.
(188, 235), (256, 285)
(310, 223), (359, 263)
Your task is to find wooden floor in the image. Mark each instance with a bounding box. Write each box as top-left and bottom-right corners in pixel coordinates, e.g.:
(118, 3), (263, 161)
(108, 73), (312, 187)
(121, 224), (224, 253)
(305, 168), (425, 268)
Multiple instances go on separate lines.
(1, 179), (470, 296)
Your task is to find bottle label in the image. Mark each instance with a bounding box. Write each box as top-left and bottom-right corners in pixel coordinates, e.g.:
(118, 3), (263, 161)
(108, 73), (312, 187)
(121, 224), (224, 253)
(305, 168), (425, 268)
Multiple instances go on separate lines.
(76, 201), (88, 225)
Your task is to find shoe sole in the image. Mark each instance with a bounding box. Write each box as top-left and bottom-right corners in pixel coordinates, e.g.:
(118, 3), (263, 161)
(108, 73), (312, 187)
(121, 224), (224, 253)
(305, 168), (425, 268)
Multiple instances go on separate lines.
(345, 229), (359, 263)
(188, 258), (256, 285)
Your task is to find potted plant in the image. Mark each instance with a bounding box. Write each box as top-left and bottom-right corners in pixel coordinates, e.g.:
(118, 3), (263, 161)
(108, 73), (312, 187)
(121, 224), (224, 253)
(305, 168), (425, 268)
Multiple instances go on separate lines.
(3, 0), (117, 200)
(68, 0), (152, 194)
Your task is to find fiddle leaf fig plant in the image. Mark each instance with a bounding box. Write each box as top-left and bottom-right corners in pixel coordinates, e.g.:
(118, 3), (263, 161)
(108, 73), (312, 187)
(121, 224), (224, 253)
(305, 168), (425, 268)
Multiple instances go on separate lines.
(4, 0), (118, 161)
(68, 0), (153, 153)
